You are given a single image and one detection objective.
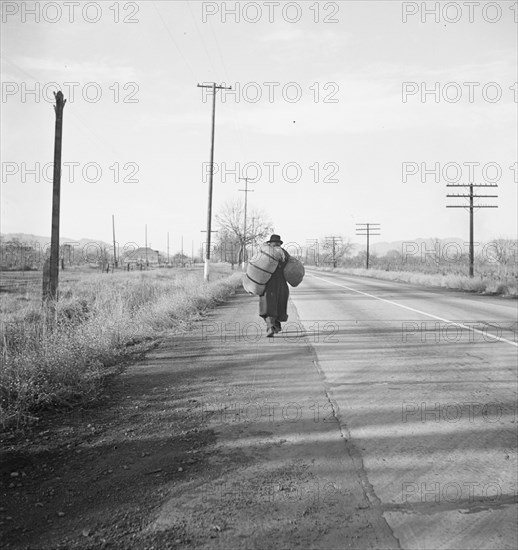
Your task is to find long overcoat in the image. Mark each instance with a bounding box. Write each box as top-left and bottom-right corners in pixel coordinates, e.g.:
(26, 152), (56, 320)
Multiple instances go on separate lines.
(259, 249), (290, 321)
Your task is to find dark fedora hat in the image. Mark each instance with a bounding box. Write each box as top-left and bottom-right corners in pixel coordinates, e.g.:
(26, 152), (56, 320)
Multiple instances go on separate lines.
(267, 234), (283, 245)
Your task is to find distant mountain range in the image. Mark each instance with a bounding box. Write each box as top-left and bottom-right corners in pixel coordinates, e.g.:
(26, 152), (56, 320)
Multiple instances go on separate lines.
(2, 233), (513, 258)
(357, 237), (470, 256)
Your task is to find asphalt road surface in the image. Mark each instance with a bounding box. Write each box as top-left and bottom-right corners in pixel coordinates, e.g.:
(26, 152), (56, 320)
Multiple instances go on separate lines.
(288, 270), (518, 550)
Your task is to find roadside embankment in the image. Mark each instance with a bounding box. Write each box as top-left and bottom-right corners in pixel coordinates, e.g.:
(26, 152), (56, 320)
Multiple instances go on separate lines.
(0, 267), (242, 430)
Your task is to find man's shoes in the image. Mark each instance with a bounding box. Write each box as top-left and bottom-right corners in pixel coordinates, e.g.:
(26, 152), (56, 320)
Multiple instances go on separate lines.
(265, 318), (280, 337)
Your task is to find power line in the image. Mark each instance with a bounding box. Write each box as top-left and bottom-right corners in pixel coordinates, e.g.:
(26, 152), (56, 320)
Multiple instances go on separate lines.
(446, 183), (498, 277)
(186, 1), (218, 77)
(204, 17), (248, 162)
(152, 1), (199, 82)
(355, 224), (381, 270)
(1, 54), (126, 158)
(207, 18), (231, 87)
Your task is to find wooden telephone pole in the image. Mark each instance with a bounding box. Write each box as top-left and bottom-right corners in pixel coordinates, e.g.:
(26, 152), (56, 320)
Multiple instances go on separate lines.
(43, 91), (66, 301)
(324, 236), (343, 268)
(197, 82), (232, 281)
(112, 215), (117, 268)
(447, 184), (498, 277)
(239, 177), (254, 268)
(356, 223), (381, 269)
(145, 224), (148, 267)
(306, 239), (319, 266)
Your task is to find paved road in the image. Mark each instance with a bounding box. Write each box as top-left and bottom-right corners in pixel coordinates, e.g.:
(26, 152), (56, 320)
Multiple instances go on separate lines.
(288, 270), (518, 550)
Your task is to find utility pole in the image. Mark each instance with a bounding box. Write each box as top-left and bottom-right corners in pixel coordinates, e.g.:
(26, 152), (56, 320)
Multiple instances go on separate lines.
(201, 229), (218, 267)
(447, 184), (498, 277)
(181, 235), (184, 267)
(197, 82), (232, 282)
(112, 214), (117, 269)
(239, 176), (254, 268)
(324, 236), (343, 268)
(306, 239), (319, 266)
(145, 224), (148, 267)
(356, 224), (381, 269)
(191, 240), (194, 265)
(43, 90), (66, 302)
(250, 216), (257, 257)
(167, 232), (170, 265)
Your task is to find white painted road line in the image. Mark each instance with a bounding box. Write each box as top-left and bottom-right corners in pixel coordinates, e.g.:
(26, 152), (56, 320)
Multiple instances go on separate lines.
(309, 273), (518, 348)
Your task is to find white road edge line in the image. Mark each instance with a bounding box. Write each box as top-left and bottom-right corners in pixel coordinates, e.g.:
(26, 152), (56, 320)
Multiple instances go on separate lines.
(309, 273), (518, 348)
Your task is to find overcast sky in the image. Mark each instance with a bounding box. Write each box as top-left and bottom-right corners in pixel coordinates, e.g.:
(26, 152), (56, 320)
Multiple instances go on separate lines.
(1, 0), (517, 253)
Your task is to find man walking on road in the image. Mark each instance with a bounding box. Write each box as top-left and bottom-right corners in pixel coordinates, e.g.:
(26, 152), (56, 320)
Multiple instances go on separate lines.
(259, 234), (290, 337)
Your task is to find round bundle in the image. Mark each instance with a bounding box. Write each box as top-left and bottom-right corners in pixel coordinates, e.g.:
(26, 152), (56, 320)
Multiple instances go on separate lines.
(283, 256), (305, 287)
(242, 244), (285, 296)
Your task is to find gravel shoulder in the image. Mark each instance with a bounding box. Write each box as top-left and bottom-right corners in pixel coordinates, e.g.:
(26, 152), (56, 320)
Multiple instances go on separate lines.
(1, 287), (400, 549)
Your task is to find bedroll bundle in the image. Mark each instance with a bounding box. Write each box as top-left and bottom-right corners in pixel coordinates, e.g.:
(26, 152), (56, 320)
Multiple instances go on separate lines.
(242, 244), (285, 296)
(283, 257), (305, 287)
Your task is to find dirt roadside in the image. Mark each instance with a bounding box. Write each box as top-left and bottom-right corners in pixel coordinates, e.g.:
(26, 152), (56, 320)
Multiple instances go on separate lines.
(1, 287), (401, 549)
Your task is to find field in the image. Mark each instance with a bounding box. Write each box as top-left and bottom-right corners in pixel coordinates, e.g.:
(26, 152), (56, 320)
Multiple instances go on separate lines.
(0, 265), (242, 429)
(0, 269), (81, 293)
(320, 242), (518, 297)
(315, 266), (518, 296)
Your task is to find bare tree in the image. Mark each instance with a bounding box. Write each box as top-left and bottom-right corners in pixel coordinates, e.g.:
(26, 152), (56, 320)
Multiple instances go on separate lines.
(215, 199), (273, 264)
(480, 238), (518, 276)
(319, 237), (355, 267)
(216, 228), (240, 268)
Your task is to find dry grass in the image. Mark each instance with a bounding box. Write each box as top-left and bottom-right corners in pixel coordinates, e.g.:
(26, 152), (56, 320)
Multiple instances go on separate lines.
(0, 266), (242, 429)
(314, 267), (517, 297)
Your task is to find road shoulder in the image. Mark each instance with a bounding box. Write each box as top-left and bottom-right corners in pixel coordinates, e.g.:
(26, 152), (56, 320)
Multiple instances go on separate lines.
(1, 287), (400, 549)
